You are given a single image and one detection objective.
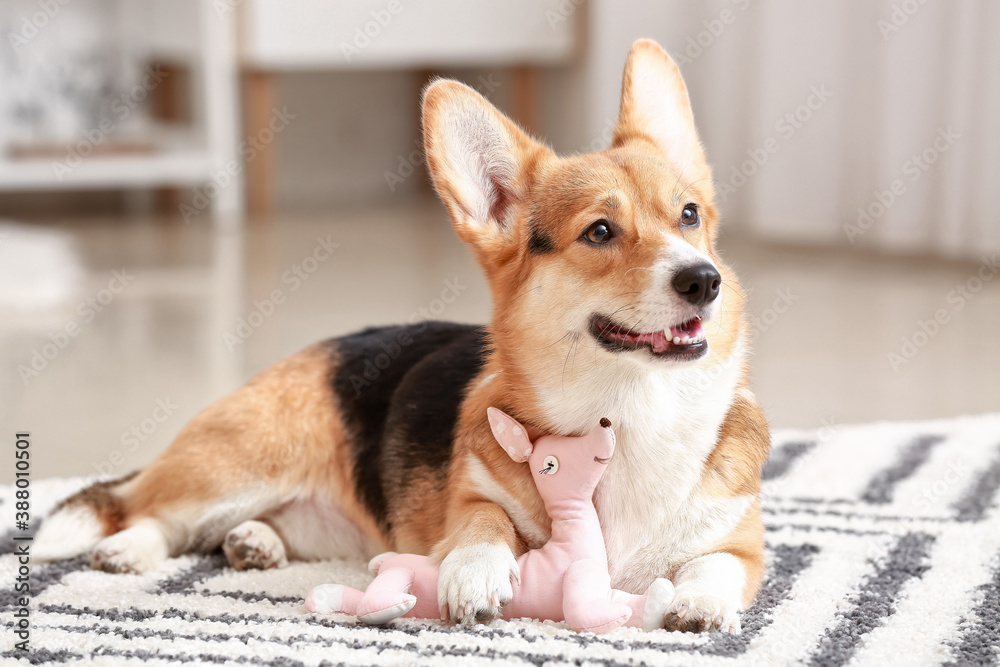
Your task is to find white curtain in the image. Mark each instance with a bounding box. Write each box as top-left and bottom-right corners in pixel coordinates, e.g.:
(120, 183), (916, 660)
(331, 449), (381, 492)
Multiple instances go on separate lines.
(553, 0), (1000, 259)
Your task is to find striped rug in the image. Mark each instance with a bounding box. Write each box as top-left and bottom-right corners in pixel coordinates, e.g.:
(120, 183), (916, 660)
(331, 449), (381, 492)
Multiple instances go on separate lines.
(2, 412), (999, 666)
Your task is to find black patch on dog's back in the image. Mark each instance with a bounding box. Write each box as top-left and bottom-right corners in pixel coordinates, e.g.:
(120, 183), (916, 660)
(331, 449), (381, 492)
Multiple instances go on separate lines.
(328, 322), (487, 532)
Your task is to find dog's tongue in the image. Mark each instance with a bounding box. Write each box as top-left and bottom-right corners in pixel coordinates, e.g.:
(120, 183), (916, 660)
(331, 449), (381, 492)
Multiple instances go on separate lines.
(604, 317), (704, 353)
(632, 318), (705, 352)
(670, 317), (704, 341)
(633, 330), (672, 354)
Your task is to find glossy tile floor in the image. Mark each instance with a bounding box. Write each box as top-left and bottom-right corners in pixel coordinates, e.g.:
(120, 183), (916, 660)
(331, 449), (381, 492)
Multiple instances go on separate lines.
(2, 200), (998, 483)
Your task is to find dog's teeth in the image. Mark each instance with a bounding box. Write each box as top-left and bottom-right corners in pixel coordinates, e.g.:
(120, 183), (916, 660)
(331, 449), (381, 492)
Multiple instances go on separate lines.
(672, 336), (682, 345)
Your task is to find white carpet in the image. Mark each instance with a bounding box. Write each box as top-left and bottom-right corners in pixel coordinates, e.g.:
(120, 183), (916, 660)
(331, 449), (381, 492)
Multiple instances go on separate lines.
(2, 413), (999, 666)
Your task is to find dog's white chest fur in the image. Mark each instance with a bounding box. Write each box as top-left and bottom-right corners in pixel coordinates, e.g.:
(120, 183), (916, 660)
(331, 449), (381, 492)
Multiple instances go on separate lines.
(537, 348), (750, 593)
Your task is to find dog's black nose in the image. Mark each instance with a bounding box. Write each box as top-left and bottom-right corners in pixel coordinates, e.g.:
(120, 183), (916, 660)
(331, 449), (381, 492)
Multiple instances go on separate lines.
(672, 263), (721, 306)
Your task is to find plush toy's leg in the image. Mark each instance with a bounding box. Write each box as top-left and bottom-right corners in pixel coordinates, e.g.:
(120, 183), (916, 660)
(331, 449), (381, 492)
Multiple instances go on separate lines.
(613, 577), (675, 631)
(355, 566), (419, 624)
(562, 559), (633, 633)
(305, 584), (363, 615)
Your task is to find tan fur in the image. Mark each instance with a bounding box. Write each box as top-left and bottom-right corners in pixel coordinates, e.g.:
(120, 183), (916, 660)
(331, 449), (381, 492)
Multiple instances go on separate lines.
(701, 393), (771, 605)
(107, 344), (386, 555)
(53, 471), (138, 534)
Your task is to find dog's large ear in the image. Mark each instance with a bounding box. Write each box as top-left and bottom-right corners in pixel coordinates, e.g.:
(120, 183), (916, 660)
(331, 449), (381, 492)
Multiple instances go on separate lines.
(422, 80), (549, 251)
(613, 39), (707, 182)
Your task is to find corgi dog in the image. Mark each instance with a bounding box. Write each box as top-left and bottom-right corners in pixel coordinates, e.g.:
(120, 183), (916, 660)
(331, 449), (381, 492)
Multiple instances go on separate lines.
(35, 39), (769, 634)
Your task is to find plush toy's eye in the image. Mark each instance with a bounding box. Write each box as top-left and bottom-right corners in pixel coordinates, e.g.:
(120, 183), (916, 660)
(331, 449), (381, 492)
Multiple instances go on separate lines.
(539, 455), (559, 475)
(681, 204), (699, 226)
(583, 221), (613, 245)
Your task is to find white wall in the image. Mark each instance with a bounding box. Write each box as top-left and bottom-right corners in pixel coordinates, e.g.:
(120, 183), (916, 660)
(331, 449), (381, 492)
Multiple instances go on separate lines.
(539, 0), (1000, 258)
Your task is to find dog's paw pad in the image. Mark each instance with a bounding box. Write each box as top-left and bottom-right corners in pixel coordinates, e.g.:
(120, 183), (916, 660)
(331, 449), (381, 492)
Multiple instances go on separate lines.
(92, 545), (140, 574)
(223, 520), (288, 571)
(663, 590), (740, 634)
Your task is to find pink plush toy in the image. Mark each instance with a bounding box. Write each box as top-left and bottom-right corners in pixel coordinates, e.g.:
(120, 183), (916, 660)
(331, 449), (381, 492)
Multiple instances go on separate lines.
(305, 408), (675, 633)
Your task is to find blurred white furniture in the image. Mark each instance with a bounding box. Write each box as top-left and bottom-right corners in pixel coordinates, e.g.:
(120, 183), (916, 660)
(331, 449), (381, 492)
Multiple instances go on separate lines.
(0, 0), (580, 221)
(236, 0), (580, 213)
(0, 0), (243, 227)
(241, 0), (576, 69)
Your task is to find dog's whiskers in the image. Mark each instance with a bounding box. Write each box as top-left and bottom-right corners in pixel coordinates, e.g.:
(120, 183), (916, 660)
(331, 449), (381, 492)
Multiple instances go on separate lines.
(561, 332), (582, 392)
(533, 331), (573, 351)
(720, 282), (747, 303)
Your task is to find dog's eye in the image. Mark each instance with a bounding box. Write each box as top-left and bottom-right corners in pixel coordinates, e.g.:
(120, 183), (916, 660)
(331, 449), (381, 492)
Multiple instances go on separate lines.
(681, 204), (699, 226)
(583, 220), (613, 245)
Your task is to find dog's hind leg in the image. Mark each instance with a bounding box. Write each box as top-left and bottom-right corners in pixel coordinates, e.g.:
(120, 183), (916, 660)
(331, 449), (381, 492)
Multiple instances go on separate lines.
(75, 450), (290, 573)
(93, 479), (288, 574)
(36, 343), (369, 574)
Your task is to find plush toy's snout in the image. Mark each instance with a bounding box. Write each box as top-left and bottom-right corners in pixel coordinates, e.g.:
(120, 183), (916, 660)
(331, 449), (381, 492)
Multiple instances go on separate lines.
(589, 417), (616, 464)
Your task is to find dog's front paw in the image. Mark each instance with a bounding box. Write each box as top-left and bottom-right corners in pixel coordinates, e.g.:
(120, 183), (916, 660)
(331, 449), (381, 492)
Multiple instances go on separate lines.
(437, 543), (519, 624)
(663, 587), (741, 634)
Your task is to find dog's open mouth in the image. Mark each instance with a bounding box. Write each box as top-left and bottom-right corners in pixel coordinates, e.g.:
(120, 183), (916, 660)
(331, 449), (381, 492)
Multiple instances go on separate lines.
(589, 314), (708, 360)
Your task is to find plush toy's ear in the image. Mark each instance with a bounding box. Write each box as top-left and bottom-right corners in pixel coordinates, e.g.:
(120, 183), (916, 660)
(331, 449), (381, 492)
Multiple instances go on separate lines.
(487, 407), (533, 463)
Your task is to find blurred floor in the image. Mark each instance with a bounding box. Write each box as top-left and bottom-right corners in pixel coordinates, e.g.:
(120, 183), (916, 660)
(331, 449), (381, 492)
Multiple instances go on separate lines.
(2, 201), (998, 483)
